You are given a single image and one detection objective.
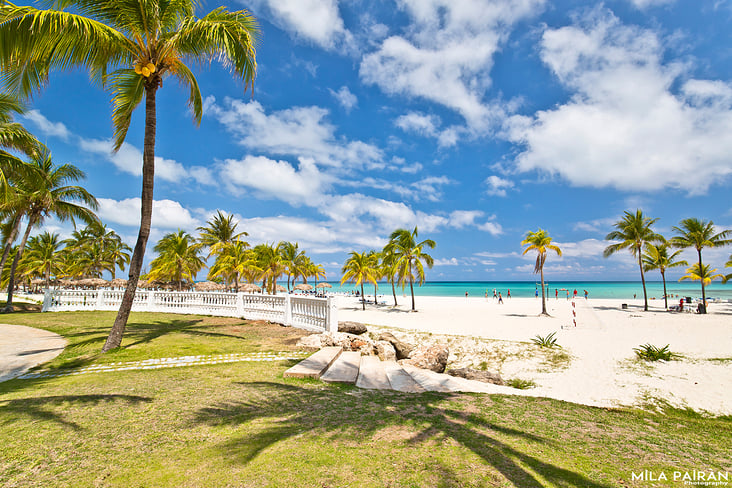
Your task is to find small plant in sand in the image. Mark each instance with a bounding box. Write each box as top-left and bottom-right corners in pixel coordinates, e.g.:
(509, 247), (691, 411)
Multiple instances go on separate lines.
(531, 332), (559, 348)
(634, 344), (679, 362)
(507, 378), (537, 389)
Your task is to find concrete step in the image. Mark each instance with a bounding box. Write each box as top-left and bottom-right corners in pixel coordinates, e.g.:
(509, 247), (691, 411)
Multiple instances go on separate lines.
(382, 361), (426, 393)
(321, 351), (361, 384)
(356, 355), (392, 390)
(283, 346), (342, 379)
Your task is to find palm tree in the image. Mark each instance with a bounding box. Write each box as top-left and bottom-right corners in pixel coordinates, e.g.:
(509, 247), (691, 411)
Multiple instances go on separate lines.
(604, 210), (662, 312)
(0, 93), (41, 185)
(207, 239), (250, 292)
(723, 254), (732, 284)
(3, 150), (98, 311)
(146, 230), (205, 291)
(198, 211), (247, 256)
(521, 229), (562, 316)
(671, 218), (731, 313)
(381, 245), (399, 306)
(367, 250), (382, 306)
(253, 243), (286, 294)
(63, 222), (131, 279)
(384, 227), (435, 312)
(340, 251), (379, 311)
(279, 241), (306, 291)
(679, 263), (724, 289)
(642, 240), (687, 310)
(18, 231), (63, 288)
(0, 0), (259, 350)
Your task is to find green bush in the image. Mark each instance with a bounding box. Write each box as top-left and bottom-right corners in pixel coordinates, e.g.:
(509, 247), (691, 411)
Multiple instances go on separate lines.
(507, 378), (537, 389)
(531, 332), (559, 348)
(634, 343), (679, 361)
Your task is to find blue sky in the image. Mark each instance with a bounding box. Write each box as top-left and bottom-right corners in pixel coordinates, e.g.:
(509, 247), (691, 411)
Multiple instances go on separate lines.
(17, 0), (732, 282)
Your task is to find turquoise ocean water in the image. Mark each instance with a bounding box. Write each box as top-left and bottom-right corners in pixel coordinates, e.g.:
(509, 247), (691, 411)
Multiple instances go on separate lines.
(321, 281), (732, 300)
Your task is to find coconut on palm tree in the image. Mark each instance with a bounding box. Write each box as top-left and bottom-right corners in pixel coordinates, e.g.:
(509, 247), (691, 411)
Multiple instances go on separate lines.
(384, 227), (435, 312)
(604, 210), (662, 312)
(340, 251), (379, 311)
(642, 240), (687, 310)
(671, 218), (731, 313)
(0, 0), (259, 349)
(521, 229), (562, 316)
(146, 230), (205, 291)
(3, 150), (98, 311)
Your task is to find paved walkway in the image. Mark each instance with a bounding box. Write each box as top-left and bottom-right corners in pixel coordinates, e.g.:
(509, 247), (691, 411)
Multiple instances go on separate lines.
(0, 323), (67, 382)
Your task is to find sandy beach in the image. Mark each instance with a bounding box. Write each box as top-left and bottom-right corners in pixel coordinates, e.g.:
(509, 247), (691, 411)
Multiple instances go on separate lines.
(337, 294), (732, 415)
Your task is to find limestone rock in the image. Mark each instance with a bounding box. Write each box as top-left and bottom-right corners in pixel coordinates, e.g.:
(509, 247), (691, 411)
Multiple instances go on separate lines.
(297, 331), (376, 354)
(447, 367), (504, 386)
(399, 344), (449, 373)
(377, 332), (414, 360)
(295, 334), (323, 349)
(338, 321), (368, 335)
(375, 340), (397, 361)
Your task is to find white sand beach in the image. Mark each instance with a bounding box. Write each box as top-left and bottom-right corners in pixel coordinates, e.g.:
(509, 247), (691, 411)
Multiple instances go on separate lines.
(337, 295), (732, 415)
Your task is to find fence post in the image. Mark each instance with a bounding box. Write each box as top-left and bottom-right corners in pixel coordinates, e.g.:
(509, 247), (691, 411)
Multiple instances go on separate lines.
(96, 290), (105, 310)
(283, 294), (292, 326)
(42, 289), (52, 312)
(147, 290), (155, 312)
(326, 296), (338, 332)
(236, 292), (245, 318)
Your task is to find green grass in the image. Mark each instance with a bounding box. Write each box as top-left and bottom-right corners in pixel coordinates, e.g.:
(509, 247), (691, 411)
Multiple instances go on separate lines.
(506, 378), (537, 390)
(633, 344), (680, 362)
(531, 332), (559, 349)
(1, 308), (730, 487)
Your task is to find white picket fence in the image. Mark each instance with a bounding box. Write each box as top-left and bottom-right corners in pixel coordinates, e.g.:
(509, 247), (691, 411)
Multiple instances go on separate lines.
(42, 289), (337, 333)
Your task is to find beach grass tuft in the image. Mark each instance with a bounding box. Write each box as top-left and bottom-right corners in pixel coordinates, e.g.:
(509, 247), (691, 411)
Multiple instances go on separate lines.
(633, 344), (679, 362)
(531, 332), (560, 348)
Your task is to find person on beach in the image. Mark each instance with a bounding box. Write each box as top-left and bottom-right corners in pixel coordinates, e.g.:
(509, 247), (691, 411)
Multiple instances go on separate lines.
(584, 290), (588, 300)
(555, 289), (558, 300)
(465, 291), (468, 298)
(485, 291), (488, 299)
(493, 289), (497, 300)
(507, 289), (511, 299)
(535, 288), (539, 298)
(566, 290), (570, 300)
(498, 292), (503, 304)
(573, 289), (578, 298)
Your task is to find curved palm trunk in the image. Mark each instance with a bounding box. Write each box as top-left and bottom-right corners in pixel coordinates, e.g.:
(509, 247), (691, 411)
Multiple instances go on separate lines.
(4, 215), (36, 311)
(373, 283), (377, 307)
(661, 269), (668, 309)
(0, 212), (24, 276)
(234, 273), (239, 293)
(103, 86), (157, 352)
(409, 277), (416, 312)
(391, 279), (397, 307)
(638, 251), (649, 312)
(540, 265), (547, 315)
(360, 282), (365, 311)
(697, 249), (706, 314)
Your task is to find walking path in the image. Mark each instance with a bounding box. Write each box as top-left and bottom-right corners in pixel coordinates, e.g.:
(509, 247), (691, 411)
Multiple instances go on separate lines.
(0, 323), (67, 382)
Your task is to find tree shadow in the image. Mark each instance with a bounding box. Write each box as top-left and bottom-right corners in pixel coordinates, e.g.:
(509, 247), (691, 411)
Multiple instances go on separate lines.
(0, 394), (152, 430)
(192, 382), (614, 487)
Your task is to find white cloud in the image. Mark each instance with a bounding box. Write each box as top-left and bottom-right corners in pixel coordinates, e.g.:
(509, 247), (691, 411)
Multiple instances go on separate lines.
(360, 0), (545, 133)
(21, 109), (71, 140)
(246, 0), (353, 51)
(394, 112), (440, 136)
(626, 0), (674, 8)
(208, 98), (383, 170)
(485, 175), (514, 197)
(478, 221), (503, 236)
(434, 257), (459, 266)
(448, 210), (483, 228)
(96, 198), (200, 230)
(554, 239), (609, 258)
(217, 156), (329, 205)
(505, 9), (732, 194)
(330, 86), (358, 112)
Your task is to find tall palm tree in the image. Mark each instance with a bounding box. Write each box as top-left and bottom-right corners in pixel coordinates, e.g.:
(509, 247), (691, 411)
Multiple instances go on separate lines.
(3, 150), (98, 310)
(253, 243), (286, 294)
(381, 245), (399, 306)
(642, 240), (687, 310)
(279, 241), (306, 291)
(63, 222), (131, 279)
(723, 254), (732, 284)
(340, 251), (379, 311)
(521, 229), (562, 316)
(197, 211), (247, 258)
(604, 210), (662, 312)
(146, 230), (205, 291)
(671, 218), (731, 313)
(18, 231), (63, 288)
(0, 0), (259, 350)
(679, 263), (724, 289)
(367, 250), (382, 306)
(207, 239), (250, 292)
(384, 227), (435, 312)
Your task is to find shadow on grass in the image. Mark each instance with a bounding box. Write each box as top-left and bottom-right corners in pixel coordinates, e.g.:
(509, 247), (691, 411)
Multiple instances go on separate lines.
(193, 381), (614, 487)
(0, 394), (152, 430)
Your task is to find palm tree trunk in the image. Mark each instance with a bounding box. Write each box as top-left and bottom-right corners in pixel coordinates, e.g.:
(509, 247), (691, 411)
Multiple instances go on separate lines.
(661, 269), (668, 309)
(373, 283), (377, 307)
(391, 279), (397, 307)
(360, 282), (365, 311)
(540, 265), (547, 315)
(697, 249), (706, 314)
(103, 85), (157, 352)
(409, 277), (415, 312)
(234, 274), (239, 293)
(638, 251), (649, 311)
(4, 215), (35, 312)
(0, 211), (23, 277)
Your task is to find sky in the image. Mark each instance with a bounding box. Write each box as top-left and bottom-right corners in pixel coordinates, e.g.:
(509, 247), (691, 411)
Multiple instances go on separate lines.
(15, 0), (732, 283)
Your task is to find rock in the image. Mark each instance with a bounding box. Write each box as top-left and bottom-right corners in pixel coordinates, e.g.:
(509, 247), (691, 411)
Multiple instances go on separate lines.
(399, 344), (449, 373)
(339, 321), (368, 335)
(375, 340), (397, 361)
(299, 331), (376, 354)
(377, 332), (414, 360)
(295, 334), (323, 349)
(447, 367), (504, 385)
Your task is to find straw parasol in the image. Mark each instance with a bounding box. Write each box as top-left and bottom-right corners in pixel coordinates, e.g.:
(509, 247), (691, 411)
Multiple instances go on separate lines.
(315, 283), (332, 289)
(110, 278), (128, 288)
(294, 283), (313, 291)
(77, 277), (109, 288)
(194, 281), (225, 292)
(275, 284), (287, 293)
(240, 283), (261, 293)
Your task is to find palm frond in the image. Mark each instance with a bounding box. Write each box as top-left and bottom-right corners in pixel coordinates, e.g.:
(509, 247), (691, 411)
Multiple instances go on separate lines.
(106, 68), (145, 150)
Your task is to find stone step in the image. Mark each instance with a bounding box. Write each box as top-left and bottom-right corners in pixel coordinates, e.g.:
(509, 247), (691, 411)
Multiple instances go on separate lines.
(283, 346), (342, 379)
(321, 351), (361, 384)
(356, 355), (392, 390)
(382, 361), (426, 393)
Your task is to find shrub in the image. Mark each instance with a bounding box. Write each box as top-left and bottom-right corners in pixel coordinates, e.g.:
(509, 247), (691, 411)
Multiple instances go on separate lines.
(531, 332), (559, 348)
(634, 343), (679, 362)
(507, 378), (536, 389)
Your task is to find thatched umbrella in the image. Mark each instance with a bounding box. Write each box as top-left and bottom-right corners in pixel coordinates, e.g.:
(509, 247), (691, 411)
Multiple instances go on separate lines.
(78, 278), (109, 288)
(194, 281), (225, 292)
(275, 284), (287, 293)
(110, 278), (128, 288)
(294, 283), (313, 291)
(315, 283), (332, 289)
(240, 283), (261, 293)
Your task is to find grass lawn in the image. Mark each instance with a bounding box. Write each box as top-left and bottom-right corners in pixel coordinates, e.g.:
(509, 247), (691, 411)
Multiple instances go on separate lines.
(0, 306), (730, 487)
